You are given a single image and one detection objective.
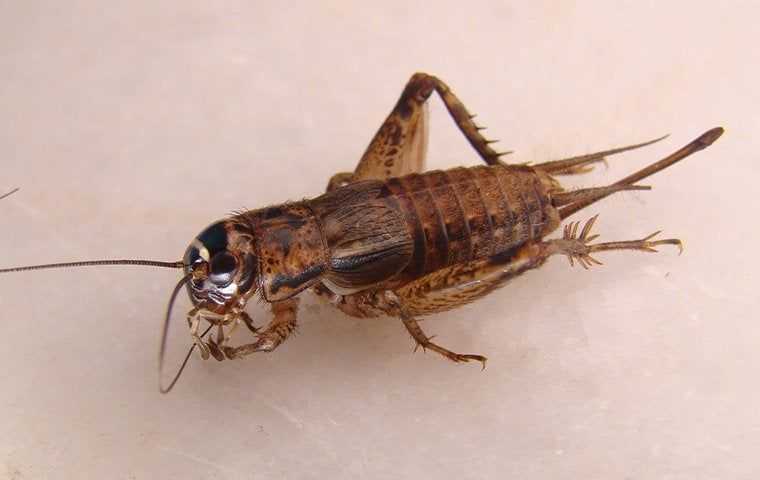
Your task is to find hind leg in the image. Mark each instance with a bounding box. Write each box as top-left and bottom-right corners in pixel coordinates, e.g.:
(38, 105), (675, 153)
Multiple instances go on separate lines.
(328, 72), (510, 191)
(422, 219), (680, 308)
(340, 216), (682, 366)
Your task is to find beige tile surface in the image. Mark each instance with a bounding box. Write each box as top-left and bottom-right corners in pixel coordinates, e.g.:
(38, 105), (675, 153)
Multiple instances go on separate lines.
(1, 2), (757, 479)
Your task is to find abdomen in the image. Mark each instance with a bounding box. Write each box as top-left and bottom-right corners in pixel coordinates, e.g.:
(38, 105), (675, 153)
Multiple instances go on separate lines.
(309, 164), (559, 294)
(382, 164), (559, 280)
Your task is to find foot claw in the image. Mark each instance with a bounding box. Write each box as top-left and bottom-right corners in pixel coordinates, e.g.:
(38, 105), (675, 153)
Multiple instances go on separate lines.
(631, 232), (683, 254)
(443, 352), (488, 370)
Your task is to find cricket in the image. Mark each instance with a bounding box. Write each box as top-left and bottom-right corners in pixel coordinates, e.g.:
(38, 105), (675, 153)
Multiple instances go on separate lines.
(0, 73), (723, 393)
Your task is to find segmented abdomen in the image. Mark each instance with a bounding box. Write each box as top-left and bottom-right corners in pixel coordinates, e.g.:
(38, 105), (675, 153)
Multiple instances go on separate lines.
(383, 164), (556, 278)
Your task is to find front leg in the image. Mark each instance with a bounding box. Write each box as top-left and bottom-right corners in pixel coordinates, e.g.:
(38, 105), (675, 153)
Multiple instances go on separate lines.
(222, 298), (299, 359)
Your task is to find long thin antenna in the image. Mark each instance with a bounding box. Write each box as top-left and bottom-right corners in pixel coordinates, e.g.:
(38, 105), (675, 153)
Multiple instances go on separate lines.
(0, 259), (184, 274)
(0, 188), (184, 272)
(158, 324), (212, 395)
(159, 274), (195, 394)
(0, 188), (19, 201)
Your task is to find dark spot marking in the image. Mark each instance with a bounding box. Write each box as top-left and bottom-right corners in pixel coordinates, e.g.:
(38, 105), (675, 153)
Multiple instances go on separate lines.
(271, 228), (293, 258)
(395, 99), (413, 119)
(490, 246), (520, 264)
(281, 216), (307, 229)
(264, 207), (283, 219)
(269, 264), (326, 294)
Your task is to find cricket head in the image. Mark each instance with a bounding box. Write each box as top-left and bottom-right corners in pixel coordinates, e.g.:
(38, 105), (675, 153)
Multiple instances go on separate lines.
(0, 189), (263, 394)
(182, 219), (259, 308)
(157, 217), (262, 393)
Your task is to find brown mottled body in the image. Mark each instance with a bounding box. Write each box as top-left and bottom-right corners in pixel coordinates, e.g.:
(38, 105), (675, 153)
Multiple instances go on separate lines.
(382, 165), (560, 280)
(239, 204), (328, 301)
(1, 72), (722, 382)
(240, 162), (560, 306)
(210, 72), (721, 367)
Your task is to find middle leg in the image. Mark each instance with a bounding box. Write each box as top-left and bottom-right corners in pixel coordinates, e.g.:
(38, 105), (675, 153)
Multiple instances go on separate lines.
(398, 306), (487, 368)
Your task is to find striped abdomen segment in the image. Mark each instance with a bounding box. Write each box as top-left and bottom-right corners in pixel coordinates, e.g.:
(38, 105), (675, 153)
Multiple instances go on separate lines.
(383, 164), (557, 278)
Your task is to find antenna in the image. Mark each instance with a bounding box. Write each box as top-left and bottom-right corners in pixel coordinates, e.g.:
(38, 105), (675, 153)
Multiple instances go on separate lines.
(0, 259), (184, 274)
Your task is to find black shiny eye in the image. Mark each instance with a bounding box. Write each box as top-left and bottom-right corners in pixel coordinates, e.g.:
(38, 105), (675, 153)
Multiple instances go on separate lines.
(208, 252), (238, 287)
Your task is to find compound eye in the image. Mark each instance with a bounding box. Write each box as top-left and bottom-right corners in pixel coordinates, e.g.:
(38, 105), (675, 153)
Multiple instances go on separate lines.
(208, 251), (238, 287)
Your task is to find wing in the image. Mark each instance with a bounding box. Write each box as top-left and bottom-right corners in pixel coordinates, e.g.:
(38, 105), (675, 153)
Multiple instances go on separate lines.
(310, 181), (414, 294)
